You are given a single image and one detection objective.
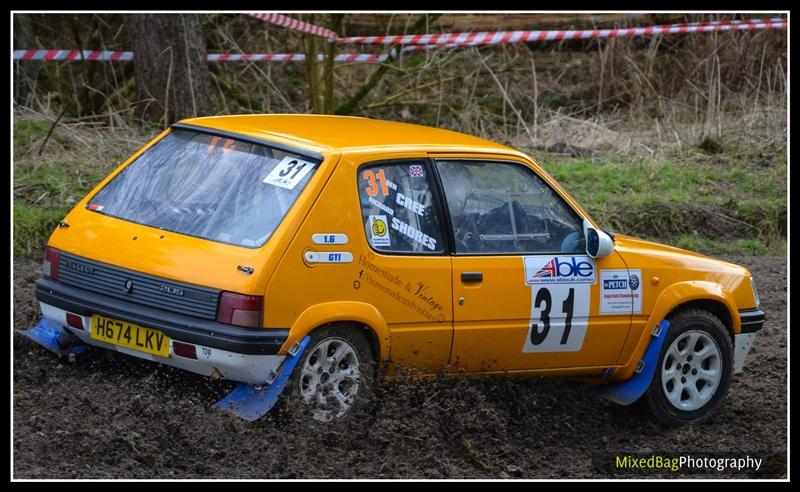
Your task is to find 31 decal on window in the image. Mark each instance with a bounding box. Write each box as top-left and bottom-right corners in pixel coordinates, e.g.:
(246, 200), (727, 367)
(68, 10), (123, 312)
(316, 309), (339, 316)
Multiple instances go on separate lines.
(362, 169), (389, 197)
(263, 156), (316, 190)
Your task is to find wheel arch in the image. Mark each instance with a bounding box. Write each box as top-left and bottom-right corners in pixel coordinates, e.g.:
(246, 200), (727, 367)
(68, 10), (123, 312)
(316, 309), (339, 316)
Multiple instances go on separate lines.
(665, 299), (734, 343)
(615, 280), (739, 381)
(279, 301), (390, 362)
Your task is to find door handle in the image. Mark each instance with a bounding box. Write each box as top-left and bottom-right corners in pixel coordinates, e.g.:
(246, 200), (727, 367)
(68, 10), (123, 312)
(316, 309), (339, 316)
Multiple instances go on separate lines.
(461, 272), (483, 283)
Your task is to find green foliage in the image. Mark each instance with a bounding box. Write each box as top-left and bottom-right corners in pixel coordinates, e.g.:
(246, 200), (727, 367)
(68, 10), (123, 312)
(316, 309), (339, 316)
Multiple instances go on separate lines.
(14, 119), (54, 147)
(13, 205), (68, 256)
(13, 116), (142, 258)
(538, 150), (785, 252)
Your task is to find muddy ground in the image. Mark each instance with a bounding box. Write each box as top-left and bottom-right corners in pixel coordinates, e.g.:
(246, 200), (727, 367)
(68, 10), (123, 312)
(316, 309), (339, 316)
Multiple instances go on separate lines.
(12, 256), (787, 479)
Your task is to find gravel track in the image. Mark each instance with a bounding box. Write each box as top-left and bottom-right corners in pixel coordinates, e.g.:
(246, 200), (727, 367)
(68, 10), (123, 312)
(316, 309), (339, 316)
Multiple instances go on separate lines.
(12, 256), (787, 479)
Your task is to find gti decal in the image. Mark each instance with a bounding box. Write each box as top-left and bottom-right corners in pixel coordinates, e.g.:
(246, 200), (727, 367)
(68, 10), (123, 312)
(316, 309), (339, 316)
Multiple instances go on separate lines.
(524, 256), (596, 285)
(600, 269), (643, 314)
(304, 251), (353, 264)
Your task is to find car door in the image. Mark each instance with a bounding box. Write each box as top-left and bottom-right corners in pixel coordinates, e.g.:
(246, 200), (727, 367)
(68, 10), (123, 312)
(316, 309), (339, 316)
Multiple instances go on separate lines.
(431, 155), (633, 373)
(353, 156), (453, 372)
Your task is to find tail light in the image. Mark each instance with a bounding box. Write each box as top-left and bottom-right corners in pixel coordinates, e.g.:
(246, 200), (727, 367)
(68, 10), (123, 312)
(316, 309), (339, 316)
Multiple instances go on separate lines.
(217, 292), (262, 328)
(66, 313), (84, 330)
(43, 246), (60, 280)
(173, 341), (198, 359)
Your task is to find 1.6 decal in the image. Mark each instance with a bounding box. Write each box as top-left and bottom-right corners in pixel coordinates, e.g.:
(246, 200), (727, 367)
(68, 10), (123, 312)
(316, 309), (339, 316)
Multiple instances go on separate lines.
(312, 233), (348, 245)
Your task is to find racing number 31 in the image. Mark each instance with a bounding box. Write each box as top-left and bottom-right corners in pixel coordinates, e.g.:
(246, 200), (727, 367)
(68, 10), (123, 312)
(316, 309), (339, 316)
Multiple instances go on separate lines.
(363, 169), (389, 197)
(523, 284), (588, 353)
(279, 160), (308, 180)
(530, 287), (574, 345)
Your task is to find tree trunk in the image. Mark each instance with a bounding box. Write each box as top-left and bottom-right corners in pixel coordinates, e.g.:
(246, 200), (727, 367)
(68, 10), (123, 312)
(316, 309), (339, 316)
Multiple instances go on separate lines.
(130, 14), (211, 125)
(302, 14), (324, 114)
(322, 14), (344, 113)
(14, 14), (38, 107)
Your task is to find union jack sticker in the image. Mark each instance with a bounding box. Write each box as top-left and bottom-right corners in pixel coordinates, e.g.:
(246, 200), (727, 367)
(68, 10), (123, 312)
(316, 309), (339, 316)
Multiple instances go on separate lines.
(409, 165), (424, 177)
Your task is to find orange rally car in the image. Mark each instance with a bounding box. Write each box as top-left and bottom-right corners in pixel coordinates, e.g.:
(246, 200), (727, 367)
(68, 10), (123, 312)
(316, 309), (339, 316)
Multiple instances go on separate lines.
(33, 115), (764, 424)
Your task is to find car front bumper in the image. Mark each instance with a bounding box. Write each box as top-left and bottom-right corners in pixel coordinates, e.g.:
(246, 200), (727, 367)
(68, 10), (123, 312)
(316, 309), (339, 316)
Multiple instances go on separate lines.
(733, 308), (765, 374)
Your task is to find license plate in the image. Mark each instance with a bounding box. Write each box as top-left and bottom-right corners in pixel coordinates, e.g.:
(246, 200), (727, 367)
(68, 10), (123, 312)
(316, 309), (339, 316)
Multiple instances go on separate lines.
(91, 314), (170, 358)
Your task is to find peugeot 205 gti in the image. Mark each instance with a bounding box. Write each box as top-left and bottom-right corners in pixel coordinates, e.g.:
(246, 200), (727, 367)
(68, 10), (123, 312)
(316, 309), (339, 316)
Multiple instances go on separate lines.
(34, 115), (764, 425)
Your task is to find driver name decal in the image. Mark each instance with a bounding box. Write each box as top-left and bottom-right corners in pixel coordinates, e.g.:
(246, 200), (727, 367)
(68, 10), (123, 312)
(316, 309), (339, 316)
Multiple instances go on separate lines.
(524, 255), (596, 285)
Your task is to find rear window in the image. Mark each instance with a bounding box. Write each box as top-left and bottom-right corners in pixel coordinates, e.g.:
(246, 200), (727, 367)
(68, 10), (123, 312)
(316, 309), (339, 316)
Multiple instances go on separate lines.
(87, 129), (319, 248)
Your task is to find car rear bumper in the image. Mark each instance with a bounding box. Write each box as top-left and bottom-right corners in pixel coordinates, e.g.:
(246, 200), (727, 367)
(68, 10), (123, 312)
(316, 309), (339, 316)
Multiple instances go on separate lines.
(36, 277), (287, 355)
(39, 302), (287, 385)
(35, 277), (289, 384)
(733, 308), (765, 374)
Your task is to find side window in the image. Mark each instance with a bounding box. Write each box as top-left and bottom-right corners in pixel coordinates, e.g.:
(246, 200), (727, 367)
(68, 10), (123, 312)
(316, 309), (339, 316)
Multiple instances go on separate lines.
(358, 161), (445, 254)
(436, 160), (585, 254)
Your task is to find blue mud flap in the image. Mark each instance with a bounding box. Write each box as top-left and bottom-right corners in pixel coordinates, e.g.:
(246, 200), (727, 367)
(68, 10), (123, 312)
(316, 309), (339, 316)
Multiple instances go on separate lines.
(16, 318), (87, 357)
(212, 335), (310, 421)
(597, 320), (670, 406)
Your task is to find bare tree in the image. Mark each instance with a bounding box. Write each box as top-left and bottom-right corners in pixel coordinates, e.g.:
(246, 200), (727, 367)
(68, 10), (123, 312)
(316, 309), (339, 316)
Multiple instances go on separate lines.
(129, 14), (211, 125)
(14, 14), (38, 107)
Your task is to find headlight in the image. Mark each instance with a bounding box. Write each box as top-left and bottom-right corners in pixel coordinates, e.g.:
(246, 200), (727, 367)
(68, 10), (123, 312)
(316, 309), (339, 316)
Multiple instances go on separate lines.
(750, 276), (760, 308)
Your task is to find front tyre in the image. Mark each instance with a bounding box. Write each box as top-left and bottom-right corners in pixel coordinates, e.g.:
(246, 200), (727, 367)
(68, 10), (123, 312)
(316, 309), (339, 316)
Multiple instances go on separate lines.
(284, 325), (376, 423)
(645, 309), (733, 426)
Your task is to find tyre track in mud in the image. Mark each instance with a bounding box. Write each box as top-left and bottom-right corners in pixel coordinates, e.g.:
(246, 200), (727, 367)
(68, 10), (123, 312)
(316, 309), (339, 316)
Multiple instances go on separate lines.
(12, 256), (787, 479)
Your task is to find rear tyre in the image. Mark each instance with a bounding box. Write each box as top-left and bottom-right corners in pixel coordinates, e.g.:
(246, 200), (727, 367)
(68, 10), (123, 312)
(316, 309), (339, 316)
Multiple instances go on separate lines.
(283, 325), (376, 423)
(645, 309), (733, 426)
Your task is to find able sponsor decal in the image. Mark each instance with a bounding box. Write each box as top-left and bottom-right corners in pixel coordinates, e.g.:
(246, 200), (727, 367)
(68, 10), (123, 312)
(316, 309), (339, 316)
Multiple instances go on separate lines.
(600, 269), (643, 314)
(368, 215), (391, 247)
(524, 255), (596, 285)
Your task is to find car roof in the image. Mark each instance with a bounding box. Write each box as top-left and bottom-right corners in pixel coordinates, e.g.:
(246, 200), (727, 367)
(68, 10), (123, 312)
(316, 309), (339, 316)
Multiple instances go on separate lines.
(178, 114), (522, 156)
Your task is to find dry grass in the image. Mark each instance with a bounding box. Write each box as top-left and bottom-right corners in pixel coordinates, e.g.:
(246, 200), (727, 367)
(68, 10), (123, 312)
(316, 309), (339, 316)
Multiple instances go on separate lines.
(12, 13), (787, 257)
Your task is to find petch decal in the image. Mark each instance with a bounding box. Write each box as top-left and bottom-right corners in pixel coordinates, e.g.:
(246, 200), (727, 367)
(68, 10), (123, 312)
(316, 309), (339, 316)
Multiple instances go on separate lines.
(524, 256), (596, 285)
(600, 269), (642, 314)
(368, 215), (391, 247)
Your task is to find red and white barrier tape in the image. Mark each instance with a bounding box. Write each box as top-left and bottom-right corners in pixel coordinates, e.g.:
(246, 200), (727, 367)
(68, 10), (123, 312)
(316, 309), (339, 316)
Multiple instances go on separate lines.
(248, 13), (339, 41)
(13, 17), (787, 65)
(13, 50), (134, 61)
(14, 50), (387, 63)
(337, 18), (787, 46)
(246, 13), (788, 46)
(208, 52), (387, 62)
(671, 17), (785, 28)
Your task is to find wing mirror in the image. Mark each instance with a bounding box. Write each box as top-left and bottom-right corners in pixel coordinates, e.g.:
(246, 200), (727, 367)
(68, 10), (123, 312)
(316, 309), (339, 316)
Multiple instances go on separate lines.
(583, 219), (613, 258)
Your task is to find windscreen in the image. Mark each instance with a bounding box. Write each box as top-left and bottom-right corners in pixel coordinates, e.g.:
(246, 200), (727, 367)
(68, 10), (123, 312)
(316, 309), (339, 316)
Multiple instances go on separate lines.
(87, 129), (319, 248)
